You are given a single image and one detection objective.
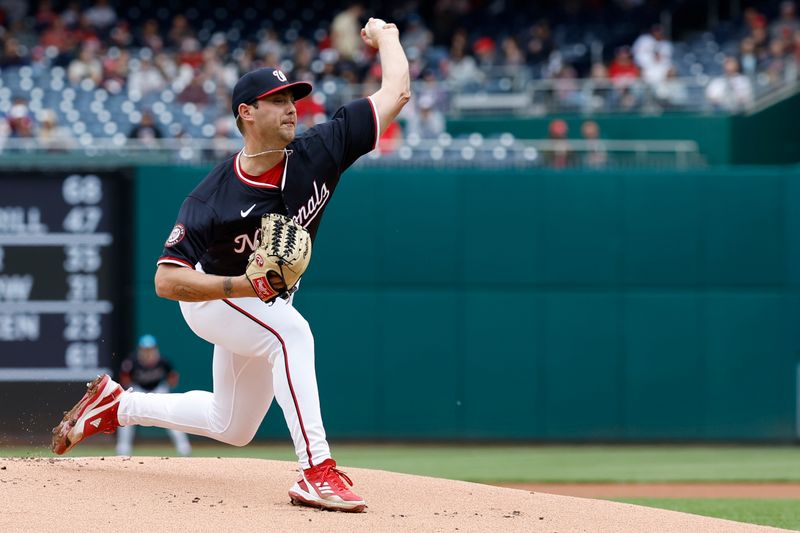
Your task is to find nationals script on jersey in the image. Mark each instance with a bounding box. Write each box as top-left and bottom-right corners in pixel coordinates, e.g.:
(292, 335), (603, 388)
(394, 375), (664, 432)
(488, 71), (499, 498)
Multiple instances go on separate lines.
(158, 97), (379, 276)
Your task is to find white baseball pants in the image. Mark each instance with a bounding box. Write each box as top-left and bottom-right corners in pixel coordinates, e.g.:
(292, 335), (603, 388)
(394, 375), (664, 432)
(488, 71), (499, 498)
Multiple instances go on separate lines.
(117, 294), (331, 468)
(115, 383), (192, 457)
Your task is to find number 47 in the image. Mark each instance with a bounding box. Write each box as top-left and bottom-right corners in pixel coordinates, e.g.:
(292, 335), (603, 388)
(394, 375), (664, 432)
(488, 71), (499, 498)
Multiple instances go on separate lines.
(63, 207), (102, 233)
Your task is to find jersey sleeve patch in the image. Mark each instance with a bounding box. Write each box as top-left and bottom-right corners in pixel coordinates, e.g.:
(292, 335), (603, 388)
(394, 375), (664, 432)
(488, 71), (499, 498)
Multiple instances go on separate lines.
(165, 223), (186, 247)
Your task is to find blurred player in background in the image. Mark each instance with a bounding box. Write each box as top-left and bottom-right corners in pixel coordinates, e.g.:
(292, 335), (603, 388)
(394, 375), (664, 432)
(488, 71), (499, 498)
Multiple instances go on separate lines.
(115, 335), (192, 457)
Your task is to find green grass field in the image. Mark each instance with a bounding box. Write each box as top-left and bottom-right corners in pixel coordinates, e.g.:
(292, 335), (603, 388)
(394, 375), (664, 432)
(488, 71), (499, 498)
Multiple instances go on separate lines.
(616, 499), (800, 530)
(3, 443), (799, 529)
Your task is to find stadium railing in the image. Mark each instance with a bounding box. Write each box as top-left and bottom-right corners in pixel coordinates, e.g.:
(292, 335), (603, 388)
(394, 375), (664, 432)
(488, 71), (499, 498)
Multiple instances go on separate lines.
(0, 137), (704, 169)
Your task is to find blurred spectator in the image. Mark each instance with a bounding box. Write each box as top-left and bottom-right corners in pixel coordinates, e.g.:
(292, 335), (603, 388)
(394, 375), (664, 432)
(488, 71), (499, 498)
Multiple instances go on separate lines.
(0, 37), (28, 67)
(178, 73), (211, 105)
(129, 110), (163, 144)
(609, 46), (640, 85)
(37, 109), (76, 151)
(39, 16), (74, 55)
(444, 29), (484, 88)
(748, 20), (770, 56)
(128, 54), (167, 97)
(236, 41), (259, 73)
(552, 64), (582, 109)
(154, 51), (179, 84)
(177, 37), (204, 70)
(168, 14), (194, 49)
(585, 62), (611, 111)
(764, 38), (791, 86)
(317, 49), (345, 86)
(743, 7), (769, 38)
(641, 49), (670, 88)
(473, 36), (497, 68)
(405, 46), (426, 80)
(406, 94), (445, 138)
(8, 97), (34, 138)
(416, 68), (448, 111)
(60, 1), (81, 27)
(109, 20), (133, 48)
(331, 3), (364, 61)
(739, 37), (759, 77)
(34, 0), (58, 32)
(137, 18), (164, 51)
(500, 36), (526, 69)
(544, 118), (574, 169)
(401, 14), (433, 55)
(256, 28), (285, 60)
(771, 1), (798, 41)
(632, 24), (673, 73)
(291, 37), (316, 76)
(608, 47), (640, 110)
(654, 66), (688, 108)
(706, 56), (754, 112)
(580, 120), (607, 168)
(542, 48), (564, 79)
(200, 41), (238, 90)
(83, 0), (117, 32)
(68, 44), (103, 86)
(73, 14), (100, 46)
(0, 0), (27, 24)
(418, 95), (446, 137)
(617, 85), (641, 111)
(523, 20), (553, 65)
(102, 47), (129, 93)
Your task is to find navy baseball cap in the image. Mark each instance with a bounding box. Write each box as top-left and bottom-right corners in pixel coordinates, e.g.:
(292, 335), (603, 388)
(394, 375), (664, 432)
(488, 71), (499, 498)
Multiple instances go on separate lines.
(231, 68), (312, 118)
(138, 334), (157, 349)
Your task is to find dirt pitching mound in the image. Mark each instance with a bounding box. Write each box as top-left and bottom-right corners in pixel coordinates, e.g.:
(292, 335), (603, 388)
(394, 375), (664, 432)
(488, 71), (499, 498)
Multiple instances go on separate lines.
(0, 457), (789, 533)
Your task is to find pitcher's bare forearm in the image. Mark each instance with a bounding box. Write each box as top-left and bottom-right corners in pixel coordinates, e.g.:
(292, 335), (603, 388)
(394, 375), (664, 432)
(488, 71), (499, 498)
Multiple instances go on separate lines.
(361, 20), (411, 132)
(154, 264), (255, 301)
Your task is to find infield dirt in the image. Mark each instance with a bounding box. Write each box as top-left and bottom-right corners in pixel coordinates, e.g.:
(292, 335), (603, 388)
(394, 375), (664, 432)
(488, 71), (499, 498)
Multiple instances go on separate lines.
(0, 456), (792, 532)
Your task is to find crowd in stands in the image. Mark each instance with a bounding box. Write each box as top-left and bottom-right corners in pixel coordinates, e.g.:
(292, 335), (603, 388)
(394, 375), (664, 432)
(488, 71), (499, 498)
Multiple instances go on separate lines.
(0, 0), (798, 159)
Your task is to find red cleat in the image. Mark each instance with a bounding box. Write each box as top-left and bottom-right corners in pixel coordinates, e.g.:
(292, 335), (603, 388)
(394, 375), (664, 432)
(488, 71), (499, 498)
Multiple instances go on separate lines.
(288, 458), (366, 512)
(51, 374), (124, 455)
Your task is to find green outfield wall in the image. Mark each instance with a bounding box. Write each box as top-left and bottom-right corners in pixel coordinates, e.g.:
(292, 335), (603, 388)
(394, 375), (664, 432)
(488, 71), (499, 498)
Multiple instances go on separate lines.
(133, 165), (800, 441)
(447, 91), (800, 166)
(448, 114), (736, 165)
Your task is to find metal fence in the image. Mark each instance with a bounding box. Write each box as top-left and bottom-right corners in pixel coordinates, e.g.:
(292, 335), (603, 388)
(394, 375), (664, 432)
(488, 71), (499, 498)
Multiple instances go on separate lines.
(0, 137), (704, 169)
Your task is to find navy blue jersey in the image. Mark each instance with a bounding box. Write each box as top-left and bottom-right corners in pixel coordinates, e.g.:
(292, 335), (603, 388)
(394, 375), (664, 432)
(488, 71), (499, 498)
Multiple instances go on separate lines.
(158, 97), (379, 276)
(120, 357), (173, 392)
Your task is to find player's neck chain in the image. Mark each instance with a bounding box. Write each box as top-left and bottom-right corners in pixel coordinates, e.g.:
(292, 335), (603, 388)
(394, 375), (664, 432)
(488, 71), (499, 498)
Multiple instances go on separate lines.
(241, 148), (294, 158)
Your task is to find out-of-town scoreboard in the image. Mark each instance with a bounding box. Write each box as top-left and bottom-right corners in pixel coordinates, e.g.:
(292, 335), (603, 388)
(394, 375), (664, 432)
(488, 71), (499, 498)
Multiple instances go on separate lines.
(0, 171), (130, 381)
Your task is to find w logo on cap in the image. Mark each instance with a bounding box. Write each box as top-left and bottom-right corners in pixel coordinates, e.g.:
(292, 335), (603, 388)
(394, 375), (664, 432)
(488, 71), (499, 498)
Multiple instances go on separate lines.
(273, 70), (288, 82)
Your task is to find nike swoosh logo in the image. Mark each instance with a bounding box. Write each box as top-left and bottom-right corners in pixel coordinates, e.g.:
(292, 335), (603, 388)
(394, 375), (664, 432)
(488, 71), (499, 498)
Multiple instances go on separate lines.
(240, 204), (256, 217)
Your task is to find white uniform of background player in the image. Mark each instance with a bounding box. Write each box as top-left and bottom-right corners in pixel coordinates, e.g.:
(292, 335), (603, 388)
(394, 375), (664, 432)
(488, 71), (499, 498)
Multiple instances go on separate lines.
(112, 19), (410, 511)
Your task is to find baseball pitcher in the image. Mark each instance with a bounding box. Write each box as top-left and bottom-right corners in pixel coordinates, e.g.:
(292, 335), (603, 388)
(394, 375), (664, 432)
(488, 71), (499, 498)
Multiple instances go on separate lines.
(52, 17), (410, 513)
